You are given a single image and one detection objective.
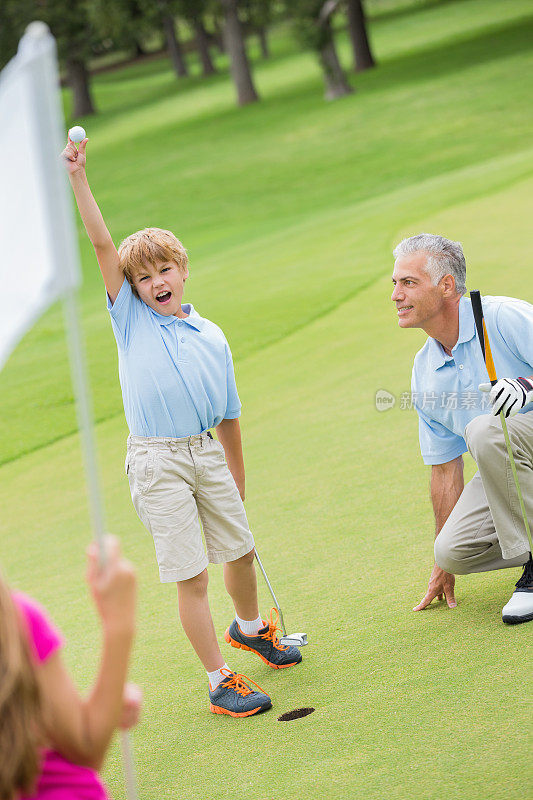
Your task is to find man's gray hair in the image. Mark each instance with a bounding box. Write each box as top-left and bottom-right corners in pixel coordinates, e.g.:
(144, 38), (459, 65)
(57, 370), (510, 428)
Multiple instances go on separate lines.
(393, 233), (467, 295)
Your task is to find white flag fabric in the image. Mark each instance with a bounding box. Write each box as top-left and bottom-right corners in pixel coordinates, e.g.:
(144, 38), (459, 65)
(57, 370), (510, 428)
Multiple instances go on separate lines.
(0, 22), (80, 371)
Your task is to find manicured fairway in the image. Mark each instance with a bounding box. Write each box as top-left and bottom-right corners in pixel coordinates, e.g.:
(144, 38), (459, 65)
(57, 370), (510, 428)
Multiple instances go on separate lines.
(1, 2), (532, 798)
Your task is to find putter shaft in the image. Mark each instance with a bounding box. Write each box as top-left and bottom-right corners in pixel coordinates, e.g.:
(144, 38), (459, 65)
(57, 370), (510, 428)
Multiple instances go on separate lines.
(254, 548), (287, 635)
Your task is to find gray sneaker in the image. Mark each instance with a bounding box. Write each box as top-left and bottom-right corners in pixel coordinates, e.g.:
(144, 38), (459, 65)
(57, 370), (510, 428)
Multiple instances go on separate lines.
(209, 670), (272, 717)
(225, 608), (303, 668)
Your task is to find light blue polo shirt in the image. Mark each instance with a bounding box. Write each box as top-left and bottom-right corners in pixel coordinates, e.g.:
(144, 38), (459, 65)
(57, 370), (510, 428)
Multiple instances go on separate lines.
(107, 278), (241, 437)
(412, 295), (533, 465)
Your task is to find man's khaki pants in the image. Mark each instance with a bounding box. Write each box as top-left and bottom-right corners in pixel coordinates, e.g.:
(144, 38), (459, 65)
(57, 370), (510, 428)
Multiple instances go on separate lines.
(435, 412), (533, 574)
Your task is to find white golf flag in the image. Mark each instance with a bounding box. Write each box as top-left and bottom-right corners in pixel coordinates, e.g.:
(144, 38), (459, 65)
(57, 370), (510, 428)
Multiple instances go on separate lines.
(0, 21), (80, 372)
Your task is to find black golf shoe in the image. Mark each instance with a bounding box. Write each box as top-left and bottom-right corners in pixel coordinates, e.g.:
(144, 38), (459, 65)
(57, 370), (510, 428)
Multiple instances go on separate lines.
(224, 608), (303, 668)
(502, 555), (533, 624)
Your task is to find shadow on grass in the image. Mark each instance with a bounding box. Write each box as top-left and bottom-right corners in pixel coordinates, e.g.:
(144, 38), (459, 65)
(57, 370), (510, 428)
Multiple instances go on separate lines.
(262, 13), (533, 109)
(359, 13), (533, 92)
(68, 3), (533, 134)
(91, 13), (533, 150)
(72, 9), (533, 139)
(366, 0), (472, 25)
(72, 25), (296, 124)
(67, 67), (233, 127)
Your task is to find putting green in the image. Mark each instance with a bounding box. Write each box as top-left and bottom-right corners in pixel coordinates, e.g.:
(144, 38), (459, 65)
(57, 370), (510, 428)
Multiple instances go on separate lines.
(1, 0), (532, 465)
(2, 158), (531, 800)
(1, 2), (532, 798)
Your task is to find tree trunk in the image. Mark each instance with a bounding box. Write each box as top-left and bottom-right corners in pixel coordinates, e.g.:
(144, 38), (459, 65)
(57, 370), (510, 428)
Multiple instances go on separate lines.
(318, 22), (352, 100)
(193, 17), (216, 76)
(66, 56), (95, 117)
(257, 26), (269, 59)
(221, 0), (259, 106)
(133, 41), (147, 58)
(162, 13), (188, 78)
(213, 16), (226, 53)
(128, 0), (148, 58)
(346, 0), (375, 72)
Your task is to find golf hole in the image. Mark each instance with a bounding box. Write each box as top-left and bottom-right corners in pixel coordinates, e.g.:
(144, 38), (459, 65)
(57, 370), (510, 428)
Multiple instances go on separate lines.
(278, 707), (315, 721)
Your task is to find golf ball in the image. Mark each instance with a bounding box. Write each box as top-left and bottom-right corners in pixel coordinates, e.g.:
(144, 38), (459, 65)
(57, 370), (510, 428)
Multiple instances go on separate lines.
(69, 126), (86, 143)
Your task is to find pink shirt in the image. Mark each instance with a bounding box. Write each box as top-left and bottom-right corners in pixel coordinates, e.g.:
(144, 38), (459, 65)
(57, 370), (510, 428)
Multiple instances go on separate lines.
(13, 592), (110, 800)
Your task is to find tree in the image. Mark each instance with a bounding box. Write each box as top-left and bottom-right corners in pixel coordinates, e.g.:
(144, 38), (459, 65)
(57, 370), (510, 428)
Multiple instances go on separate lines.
(257, 26), (269, 59)
(219, 0), (259, 106)
(0, 0), (97, 116)
(0, 0), (35, 69)
(94, 0), (160, 60)
(161, 8), (189, 78)
(318, 1), (352, 99)
(288, 0), (352, 100)
(178, 0), (216, 76)
(65, 55), (96, 117)
(123, 0), (151, 57)
(240, 0), (275, 59)
(129, 0), (189, 79)
(45, 0), (98, 116)
(211, 10), (226, 54)
(192, 15), (217, 75)
(346, 0), (375, 72)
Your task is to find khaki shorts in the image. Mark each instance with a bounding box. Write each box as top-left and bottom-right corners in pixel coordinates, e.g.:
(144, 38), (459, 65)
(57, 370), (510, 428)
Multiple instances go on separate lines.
(126, 433), (255, 582)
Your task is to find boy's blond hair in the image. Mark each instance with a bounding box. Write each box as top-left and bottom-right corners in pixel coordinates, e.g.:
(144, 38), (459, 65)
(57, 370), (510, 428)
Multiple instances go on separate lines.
(118, 228), (188, 295)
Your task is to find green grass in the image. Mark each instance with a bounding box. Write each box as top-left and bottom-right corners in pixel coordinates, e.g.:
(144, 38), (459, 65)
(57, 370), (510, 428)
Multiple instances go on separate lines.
(1, 1), (532, 798)
(1, 0), (532, 465)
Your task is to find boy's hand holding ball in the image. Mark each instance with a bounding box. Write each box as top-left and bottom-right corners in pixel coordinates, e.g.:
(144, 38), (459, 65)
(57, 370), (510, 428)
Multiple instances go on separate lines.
(62, 125), (88, 176)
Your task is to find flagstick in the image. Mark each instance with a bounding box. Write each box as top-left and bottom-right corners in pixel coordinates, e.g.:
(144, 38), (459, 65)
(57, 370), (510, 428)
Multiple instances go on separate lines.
(17, 22), (139, 799)
(62, 290), (107, 562)
(62, 288), (139, 799)
(121, 731), (138, 799)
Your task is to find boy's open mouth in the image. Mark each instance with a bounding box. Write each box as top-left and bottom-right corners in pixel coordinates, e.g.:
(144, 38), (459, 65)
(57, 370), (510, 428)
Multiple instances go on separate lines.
(156, 291), (171, 304)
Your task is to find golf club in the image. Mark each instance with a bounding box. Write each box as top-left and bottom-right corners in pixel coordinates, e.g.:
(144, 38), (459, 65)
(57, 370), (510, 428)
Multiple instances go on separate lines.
(254, 548), (308, 647)
(471, 290), (533, 552)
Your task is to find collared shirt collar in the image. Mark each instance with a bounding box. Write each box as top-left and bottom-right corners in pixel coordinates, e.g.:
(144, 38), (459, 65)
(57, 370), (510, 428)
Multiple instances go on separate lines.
(149, 303), (205, 331)
(427, 296), (476, 371)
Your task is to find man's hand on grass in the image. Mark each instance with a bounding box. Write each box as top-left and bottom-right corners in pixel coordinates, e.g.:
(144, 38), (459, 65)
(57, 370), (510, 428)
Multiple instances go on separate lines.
(413, 563), (456, 611)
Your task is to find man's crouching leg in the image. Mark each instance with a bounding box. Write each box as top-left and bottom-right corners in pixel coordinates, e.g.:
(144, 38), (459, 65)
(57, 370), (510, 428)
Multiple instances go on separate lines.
(464, 413), (533, 562)
(435, 473), (513, 575)
(434, 455), (527, 576)
(462, 412), (533, 623)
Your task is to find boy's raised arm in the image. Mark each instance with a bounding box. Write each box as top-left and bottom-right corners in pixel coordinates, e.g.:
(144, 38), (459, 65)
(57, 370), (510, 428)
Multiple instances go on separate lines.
(62, 137), (124, 303)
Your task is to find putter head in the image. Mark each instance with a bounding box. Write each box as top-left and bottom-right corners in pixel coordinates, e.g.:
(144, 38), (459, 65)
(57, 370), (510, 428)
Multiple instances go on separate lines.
(280, 632), (308, 647)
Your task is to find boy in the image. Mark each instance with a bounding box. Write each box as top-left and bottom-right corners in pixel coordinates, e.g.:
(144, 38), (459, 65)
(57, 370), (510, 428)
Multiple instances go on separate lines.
(62, 136), (302, 717)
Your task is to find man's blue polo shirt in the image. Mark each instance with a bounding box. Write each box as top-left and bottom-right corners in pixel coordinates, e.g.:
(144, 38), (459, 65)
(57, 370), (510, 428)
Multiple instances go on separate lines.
(107, 278), (241, 437)
(412, 295), (533, 465)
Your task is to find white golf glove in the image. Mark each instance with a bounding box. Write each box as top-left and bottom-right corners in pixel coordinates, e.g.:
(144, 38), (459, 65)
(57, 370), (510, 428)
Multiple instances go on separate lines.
(479, 377), (533, 418)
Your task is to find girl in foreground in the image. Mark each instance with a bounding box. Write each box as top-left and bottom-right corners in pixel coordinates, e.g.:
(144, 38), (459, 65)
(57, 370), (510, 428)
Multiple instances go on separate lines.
(0, 536), (140, 800)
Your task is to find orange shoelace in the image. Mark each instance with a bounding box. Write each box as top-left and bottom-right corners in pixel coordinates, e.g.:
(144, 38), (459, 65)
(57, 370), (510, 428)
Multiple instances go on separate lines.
(259, 607), (288, 651)
(220, 669), (267, 697)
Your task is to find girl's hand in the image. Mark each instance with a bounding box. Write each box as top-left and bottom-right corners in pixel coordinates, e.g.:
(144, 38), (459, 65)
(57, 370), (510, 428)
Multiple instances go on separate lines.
(86, 536), (136, 635)
(120, 683), (143, 730)
(61, 136), (88, 176)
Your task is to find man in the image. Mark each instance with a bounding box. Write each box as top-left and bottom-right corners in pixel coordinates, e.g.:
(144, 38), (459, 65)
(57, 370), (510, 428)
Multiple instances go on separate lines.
(391, 233), (533, 624)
